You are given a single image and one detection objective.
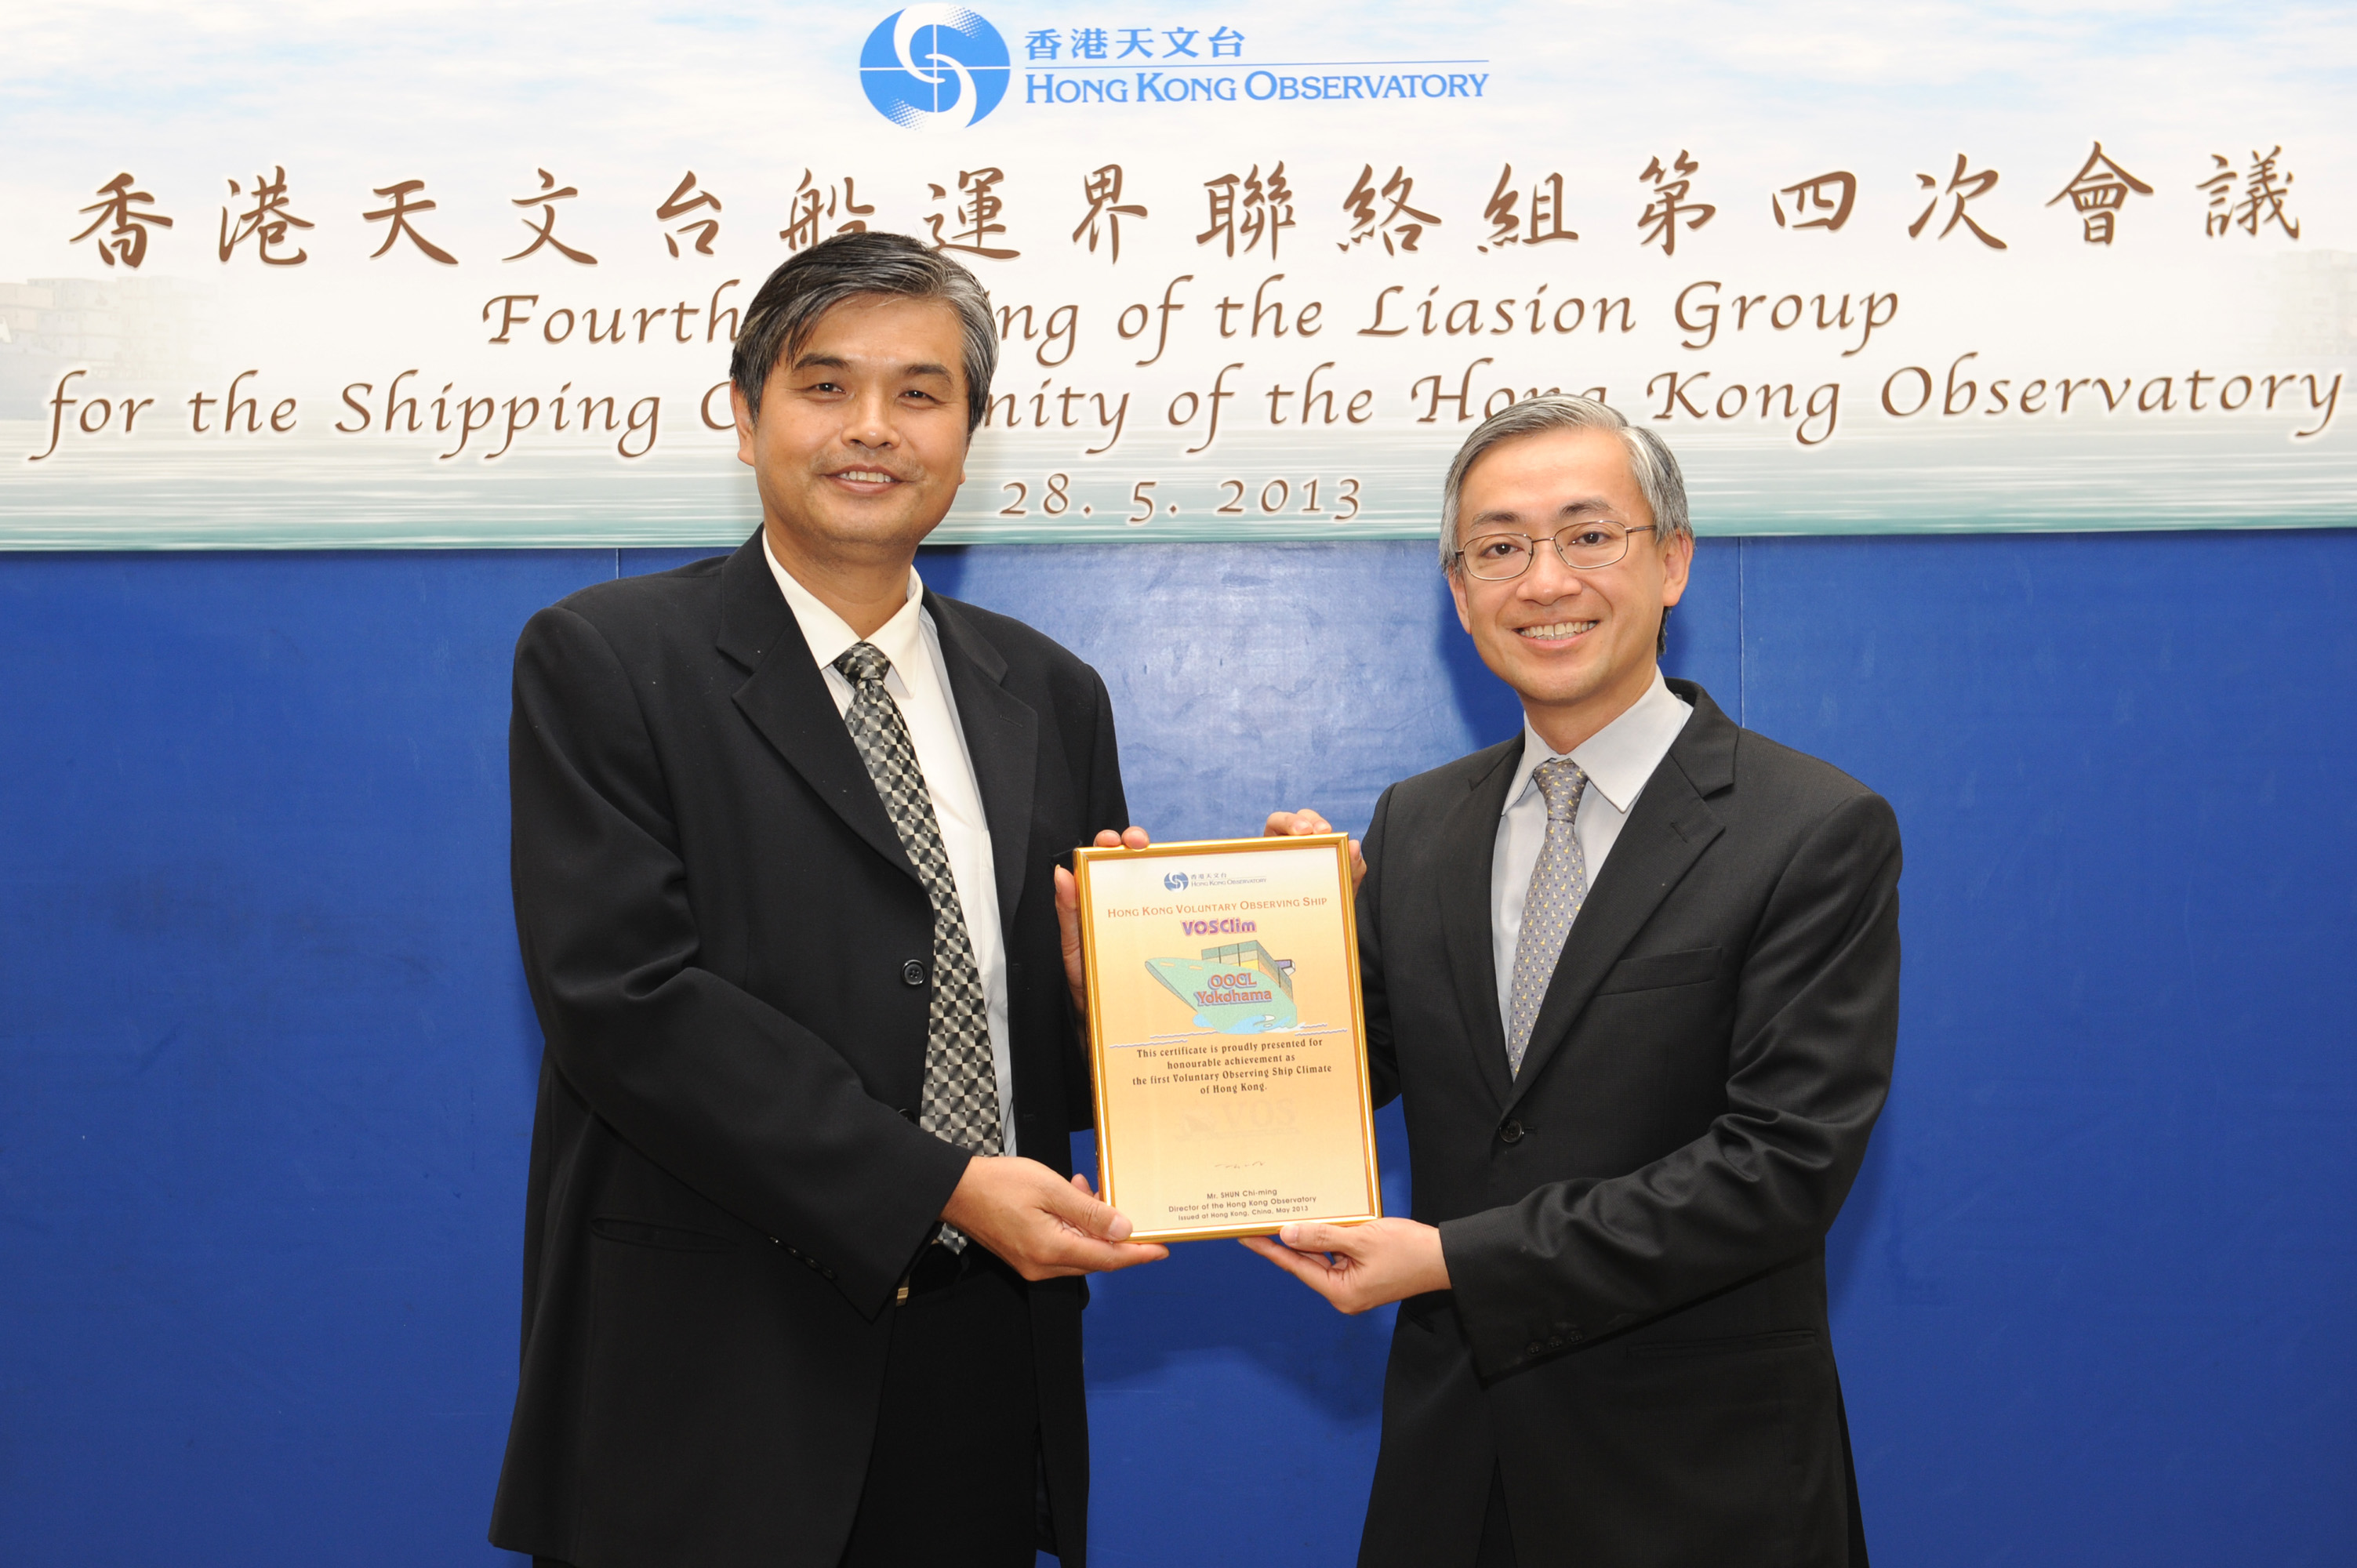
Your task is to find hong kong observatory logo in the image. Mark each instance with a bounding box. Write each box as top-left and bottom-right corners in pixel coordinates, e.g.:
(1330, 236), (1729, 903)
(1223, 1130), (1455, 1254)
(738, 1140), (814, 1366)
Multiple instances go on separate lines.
(1164, 872), (1189, 892)
(860, 7), (1011, 129)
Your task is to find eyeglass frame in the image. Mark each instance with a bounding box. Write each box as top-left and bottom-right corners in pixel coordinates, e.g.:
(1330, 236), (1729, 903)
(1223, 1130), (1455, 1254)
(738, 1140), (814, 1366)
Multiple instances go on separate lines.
(1448, 520), (1661, 581)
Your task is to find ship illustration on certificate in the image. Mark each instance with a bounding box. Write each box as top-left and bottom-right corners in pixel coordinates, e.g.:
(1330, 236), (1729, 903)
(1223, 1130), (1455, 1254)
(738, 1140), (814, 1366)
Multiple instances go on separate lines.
(1143, 940), (1299, 1034)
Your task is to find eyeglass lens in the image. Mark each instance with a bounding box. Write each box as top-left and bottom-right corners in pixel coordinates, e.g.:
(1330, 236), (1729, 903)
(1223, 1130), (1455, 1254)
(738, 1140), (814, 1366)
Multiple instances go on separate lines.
(1461, 522), (1639, 579)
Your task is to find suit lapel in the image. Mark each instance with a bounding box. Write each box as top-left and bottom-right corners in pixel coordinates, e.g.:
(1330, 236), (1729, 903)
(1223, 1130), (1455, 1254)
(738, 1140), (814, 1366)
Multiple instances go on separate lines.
(926, 592), (1038, 925)
(1437, 739), (1524, 1110)
(1504, 685), (1735, 1112)
(713, 535), (917, 882)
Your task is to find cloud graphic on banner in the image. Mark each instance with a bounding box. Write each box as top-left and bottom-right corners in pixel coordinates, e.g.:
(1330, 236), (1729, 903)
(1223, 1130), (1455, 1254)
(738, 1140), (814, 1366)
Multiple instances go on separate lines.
(860, 6), (1010, 129)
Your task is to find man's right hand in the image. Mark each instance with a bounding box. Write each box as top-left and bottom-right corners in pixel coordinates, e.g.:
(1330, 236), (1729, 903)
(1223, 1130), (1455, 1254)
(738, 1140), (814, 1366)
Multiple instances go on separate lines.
(1264, 808), (1367, 891)
(1055, 826), (1153, 1023)
(942, 1158), (1169, 1280)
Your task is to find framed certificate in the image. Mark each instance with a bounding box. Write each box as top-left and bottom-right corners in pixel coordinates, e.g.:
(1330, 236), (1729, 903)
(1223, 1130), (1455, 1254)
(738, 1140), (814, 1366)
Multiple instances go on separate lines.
(1072, 833), (1382, 1243)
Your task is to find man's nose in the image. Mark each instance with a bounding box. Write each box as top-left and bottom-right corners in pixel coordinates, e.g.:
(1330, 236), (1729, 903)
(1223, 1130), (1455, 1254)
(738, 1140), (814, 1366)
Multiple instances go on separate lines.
(844, 388), (899, 446)
(1520, 539), (1585, 599)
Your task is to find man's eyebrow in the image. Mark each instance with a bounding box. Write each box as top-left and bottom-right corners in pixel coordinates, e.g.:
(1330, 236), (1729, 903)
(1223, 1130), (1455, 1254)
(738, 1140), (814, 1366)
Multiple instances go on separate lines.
(1466, 495), (1616, 528)
(787, 351), (953, 382)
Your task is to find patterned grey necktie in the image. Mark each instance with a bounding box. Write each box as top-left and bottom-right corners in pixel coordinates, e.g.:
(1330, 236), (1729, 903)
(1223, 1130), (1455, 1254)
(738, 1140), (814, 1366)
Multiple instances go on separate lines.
(833, 641), (1002, 1250)
(1505, 757), (1591, 1076)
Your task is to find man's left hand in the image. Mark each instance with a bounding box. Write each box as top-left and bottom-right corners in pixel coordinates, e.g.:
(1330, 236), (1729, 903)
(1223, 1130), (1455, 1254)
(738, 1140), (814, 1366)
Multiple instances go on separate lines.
(1238, 1218), (1450, 1314)
(943, 1161), (1168, 1280)
(1055, 826), (1151, 1020)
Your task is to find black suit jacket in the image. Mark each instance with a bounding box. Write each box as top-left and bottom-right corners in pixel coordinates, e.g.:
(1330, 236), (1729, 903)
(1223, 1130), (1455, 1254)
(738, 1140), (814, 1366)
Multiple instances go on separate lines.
(488, 535), (1127, 1568)
(1356, 681), (1900, 1568)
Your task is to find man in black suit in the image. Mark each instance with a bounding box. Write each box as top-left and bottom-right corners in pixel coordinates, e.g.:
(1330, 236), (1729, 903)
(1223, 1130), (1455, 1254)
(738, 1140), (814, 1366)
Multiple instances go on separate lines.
(489, 232), (1166, 1568)
(1248, 397), (1901, 1566)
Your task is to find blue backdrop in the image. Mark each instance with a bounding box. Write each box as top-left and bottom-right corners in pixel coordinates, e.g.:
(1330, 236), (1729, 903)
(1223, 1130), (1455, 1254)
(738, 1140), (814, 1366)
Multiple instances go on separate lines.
(2, 532), (2352, 1565)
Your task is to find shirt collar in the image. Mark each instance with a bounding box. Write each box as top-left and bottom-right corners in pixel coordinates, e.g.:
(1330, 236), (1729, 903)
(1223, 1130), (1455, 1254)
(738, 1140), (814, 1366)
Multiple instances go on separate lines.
(762, 530), (926, 679)
(1503, 669), (1694, 816)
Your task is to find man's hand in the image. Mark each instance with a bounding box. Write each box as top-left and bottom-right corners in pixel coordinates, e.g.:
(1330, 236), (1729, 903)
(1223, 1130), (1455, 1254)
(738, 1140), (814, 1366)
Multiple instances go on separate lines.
(1263, 808), (1367, 892)
(1055, 825), (1151, 1019)
(943, 1158), (1169, 1280)
(1238, 1218), (1449, 1313)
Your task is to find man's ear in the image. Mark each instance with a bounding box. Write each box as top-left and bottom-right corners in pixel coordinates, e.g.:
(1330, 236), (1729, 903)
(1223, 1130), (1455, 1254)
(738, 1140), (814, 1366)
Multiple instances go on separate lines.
(1658, 530), (1694, 609)
(1445, 563), (1474, 634)
(732, 383), (757, 468)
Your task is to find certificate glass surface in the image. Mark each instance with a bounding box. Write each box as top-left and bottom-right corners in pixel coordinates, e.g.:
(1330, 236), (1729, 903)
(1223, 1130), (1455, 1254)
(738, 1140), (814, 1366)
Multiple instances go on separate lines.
(1074, 834), (1381, 1243)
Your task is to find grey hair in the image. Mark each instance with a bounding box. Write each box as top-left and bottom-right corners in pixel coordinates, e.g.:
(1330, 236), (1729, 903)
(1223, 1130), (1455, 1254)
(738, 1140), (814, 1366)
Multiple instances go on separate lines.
(729, 231), (999, 434)
(1437, 394), (1692, 570)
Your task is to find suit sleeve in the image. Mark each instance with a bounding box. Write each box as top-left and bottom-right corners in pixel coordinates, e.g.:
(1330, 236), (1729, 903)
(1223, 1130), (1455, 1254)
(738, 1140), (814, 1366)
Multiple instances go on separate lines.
(1063, 666), (1131, 1131)
(510, 605), (971, 1317)
(1439, 789), (1901, 1378)
(1084, 666), (1129, 842)
(1357, 785), (1401, 1109)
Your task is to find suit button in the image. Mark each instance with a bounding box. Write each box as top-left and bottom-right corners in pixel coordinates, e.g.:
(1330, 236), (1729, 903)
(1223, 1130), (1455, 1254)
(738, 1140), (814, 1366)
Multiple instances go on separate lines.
(1498, 1120), (1525, 1145)
(902, 960), (928, 986)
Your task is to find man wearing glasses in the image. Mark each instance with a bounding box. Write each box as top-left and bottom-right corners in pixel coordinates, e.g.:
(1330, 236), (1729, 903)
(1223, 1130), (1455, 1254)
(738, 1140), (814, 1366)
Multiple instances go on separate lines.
(1248, 397), (1901, 1566)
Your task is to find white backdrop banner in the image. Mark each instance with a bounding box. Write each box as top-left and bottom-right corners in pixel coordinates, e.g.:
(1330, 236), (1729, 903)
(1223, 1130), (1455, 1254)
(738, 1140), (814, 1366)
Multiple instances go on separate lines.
(3, 2), (2352, 546)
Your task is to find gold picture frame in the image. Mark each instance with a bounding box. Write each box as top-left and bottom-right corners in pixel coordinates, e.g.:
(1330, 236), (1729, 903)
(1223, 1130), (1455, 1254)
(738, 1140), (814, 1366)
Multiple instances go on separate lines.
(1073, 833), (1382, 1244)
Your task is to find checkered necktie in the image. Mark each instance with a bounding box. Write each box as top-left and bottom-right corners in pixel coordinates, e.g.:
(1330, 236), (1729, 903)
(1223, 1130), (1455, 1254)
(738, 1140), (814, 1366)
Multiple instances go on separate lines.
(1505, 757), (1590, 1076)
(833, 641), (1002, 1250)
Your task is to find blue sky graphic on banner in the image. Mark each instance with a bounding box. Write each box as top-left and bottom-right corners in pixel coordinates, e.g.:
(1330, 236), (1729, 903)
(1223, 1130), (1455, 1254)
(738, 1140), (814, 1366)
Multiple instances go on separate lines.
(0, 1), (2351, 546)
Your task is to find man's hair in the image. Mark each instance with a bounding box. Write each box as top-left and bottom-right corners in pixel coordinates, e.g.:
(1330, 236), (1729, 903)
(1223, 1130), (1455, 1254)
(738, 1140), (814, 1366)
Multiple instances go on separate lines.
(1437, 394), (1693, 571)
(728, 231), (998, 434)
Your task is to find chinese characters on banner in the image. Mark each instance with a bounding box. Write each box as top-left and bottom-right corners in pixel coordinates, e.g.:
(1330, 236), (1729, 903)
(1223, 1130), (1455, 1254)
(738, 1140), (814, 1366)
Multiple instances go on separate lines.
(11, 57), (2344, 551)
(1024, 26), (1245, 60)
(67, 146), (2312, 272)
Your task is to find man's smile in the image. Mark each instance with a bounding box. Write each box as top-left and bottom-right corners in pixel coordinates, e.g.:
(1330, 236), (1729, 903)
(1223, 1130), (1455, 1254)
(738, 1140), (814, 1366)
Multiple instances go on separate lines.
(828, 465), (905, 490)
(1515, 619), (1599, 642)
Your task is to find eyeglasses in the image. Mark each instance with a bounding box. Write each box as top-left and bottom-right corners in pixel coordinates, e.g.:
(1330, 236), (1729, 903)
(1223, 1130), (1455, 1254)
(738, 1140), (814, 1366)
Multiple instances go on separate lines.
(1454, 521), (1658, 580)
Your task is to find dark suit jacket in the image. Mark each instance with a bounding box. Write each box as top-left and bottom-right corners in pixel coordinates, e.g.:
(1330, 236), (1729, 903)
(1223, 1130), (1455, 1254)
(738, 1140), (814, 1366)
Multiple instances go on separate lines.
(1356, 681), (1900, 1568)
(488, 535), (1128, 1568)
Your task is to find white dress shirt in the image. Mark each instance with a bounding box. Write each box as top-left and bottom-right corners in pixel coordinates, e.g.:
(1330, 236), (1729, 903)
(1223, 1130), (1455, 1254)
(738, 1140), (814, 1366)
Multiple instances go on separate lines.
(1491, 670), (1694, 1030)
(764, 535), (1017, 1154)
